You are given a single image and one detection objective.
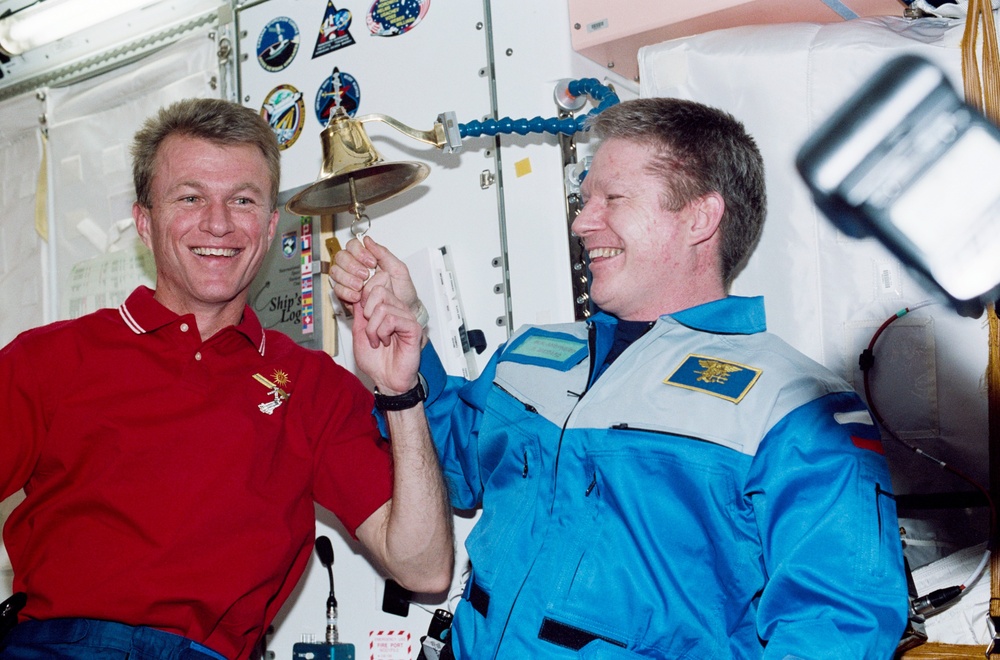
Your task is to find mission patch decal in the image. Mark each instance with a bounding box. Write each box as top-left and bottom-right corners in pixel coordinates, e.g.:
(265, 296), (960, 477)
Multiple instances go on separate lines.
(257, 17), (300, 72)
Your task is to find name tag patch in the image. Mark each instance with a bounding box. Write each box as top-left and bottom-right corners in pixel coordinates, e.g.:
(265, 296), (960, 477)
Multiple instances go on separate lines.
(664, 354), (762, 403)
(502, 329), (588, 371)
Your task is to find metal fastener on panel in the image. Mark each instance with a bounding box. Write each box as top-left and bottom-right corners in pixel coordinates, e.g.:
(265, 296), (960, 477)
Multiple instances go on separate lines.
(480, 171), (496, 189)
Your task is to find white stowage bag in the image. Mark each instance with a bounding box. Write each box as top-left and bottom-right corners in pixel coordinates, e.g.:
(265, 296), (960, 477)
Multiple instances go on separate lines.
(638, 14), (994, 646)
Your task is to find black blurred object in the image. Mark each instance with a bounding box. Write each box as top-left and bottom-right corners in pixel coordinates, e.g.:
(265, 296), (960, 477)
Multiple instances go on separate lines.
(381, 578), (412, 617)
(315, 535), (335, 569)
(0, 592), (26, 643)
(417, 609), (454, 660)
(426, 609), (453, 642)
(896, 558), (928, 656)
(466, 329), (487, 355)
(796, 53), (1000, 318)
(250, 625), (273, 660)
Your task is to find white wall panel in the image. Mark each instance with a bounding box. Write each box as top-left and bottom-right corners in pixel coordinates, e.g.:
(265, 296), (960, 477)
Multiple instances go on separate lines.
(488, 0), (636, 329)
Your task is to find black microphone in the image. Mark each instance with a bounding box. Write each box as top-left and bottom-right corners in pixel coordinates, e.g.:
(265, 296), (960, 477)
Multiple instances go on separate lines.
(315, 536), (339, 644)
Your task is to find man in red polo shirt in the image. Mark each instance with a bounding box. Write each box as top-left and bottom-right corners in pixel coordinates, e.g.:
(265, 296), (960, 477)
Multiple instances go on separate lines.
(0, 98), (453, 660)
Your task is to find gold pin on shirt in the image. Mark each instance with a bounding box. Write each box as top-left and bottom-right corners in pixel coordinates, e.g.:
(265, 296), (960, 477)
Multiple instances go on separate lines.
(254, 372), (290, 415)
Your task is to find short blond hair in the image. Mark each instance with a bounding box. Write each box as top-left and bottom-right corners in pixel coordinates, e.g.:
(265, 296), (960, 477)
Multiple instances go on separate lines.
(132, 98), (281, 211)
(588, 98), (766, 289)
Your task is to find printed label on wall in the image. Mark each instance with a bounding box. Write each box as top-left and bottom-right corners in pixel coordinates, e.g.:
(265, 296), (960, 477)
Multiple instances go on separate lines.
(368, 630), (412, 660)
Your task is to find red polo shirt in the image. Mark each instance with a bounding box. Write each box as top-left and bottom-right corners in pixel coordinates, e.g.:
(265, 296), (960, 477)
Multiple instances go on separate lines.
(0, 286), (393, 659)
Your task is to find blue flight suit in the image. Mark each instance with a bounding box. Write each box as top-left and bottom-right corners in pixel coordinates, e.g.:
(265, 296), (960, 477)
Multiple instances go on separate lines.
(418, 296), (908, 659)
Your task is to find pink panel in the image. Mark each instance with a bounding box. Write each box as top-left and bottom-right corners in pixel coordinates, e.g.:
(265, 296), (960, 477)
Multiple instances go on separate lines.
(568, 0), (907, 82)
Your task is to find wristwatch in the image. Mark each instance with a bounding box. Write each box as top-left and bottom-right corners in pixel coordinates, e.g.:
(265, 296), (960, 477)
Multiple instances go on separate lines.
(373, 374), (427, 412)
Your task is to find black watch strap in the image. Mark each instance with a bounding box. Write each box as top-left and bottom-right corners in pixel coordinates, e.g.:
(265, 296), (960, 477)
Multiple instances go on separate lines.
(373, 375), (427, 412)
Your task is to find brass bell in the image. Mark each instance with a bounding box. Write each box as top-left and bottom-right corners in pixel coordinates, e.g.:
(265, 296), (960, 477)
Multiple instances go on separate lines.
(285, 106), (430, 217)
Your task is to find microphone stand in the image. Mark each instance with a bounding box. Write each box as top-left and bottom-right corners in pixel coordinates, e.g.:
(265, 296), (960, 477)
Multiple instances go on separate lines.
(291, 536), (356, 660)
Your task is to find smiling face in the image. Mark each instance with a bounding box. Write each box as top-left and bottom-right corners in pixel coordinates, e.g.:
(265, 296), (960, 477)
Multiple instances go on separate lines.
(571, 138), (725, 321)
(133, 134), (279, 328)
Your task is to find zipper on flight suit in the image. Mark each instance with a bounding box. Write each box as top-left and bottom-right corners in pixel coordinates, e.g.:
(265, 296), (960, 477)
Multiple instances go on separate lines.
(485, 326), (599, 659)
(549, 322), (597, 514)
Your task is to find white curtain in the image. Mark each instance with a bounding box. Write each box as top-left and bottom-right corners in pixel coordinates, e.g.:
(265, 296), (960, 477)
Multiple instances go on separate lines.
(45, 28), (223, 320)
(0, 91), (46, 347)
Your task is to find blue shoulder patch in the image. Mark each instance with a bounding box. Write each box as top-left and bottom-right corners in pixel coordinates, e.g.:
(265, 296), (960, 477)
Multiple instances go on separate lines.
(501, 328), (588, 372)
(664, 354), (762, 403)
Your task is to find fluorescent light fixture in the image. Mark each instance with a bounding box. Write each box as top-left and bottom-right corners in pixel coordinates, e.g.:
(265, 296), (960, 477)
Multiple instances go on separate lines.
(0, 0), (161, 56)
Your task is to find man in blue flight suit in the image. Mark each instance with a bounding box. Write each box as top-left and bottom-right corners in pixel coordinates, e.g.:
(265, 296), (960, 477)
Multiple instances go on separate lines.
(331, 97), (908, 659)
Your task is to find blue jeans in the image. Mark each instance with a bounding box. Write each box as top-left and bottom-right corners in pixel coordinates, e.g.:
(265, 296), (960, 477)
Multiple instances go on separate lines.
(0, 619), (228, 659)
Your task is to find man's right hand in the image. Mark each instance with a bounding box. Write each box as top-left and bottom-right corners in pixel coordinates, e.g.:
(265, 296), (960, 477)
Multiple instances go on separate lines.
(330, 237), (421, 317)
